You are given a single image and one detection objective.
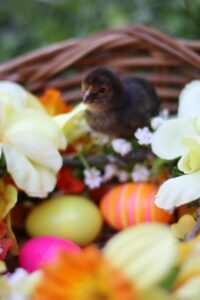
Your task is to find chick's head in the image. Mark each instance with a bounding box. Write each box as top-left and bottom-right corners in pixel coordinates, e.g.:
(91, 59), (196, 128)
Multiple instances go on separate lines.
(82, 67), (121, 112)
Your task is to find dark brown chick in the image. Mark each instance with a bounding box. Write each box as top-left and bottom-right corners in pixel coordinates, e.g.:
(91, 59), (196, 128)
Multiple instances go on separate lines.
(82, 67), (160, 137)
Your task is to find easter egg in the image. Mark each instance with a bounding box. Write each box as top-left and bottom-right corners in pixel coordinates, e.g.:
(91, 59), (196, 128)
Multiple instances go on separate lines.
(100, 182), (172, 230)
(25, 195), (103, 246)
(19, 236), (81, 272)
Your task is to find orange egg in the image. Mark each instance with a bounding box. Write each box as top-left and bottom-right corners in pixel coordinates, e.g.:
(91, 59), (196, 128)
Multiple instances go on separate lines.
(100, 182), (172, 230)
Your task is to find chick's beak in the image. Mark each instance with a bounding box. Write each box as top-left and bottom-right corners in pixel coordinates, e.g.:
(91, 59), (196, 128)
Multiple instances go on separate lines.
(83, 91), (93, 103)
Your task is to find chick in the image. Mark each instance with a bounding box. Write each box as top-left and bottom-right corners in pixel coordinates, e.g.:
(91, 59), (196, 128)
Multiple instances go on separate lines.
(82, 67), (160, 137)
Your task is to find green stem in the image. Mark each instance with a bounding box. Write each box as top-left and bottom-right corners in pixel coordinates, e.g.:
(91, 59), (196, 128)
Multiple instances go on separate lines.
(77, 151), (90, 169)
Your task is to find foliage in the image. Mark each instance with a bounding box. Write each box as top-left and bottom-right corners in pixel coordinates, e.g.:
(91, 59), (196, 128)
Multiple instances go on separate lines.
(0, 0), (199, 60)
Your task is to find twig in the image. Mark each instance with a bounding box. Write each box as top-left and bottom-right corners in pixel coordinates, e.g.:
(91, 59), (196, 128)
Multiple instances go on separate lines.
(62, 149), (153, 167)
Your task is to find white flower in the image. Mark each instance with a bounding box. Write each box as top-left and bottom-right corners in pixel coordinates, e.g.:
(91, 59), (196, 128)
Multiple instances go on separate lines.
(178, 80), (200, 118)
(131, 164), (150, 182)
(111, 138), (132, 156)
(103, 164), (129, 183)
(117, 170), (129, 182)
(151, 109), (169, 130)
(151, 80), (200, 210)
(151, 116), (164, 130)
(0, 82), (67, 198)
(134, 127), (153, 145)
(54, 103), (88, 143)
(102, 164), (118, 182)
(83, 167), (103, 189)
(0, 81), (44, 112)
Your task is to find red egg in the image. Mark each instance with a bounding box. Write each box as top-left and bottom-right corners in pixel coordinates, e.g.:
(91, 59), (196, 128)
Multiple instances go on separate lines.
(100, 182), (172, 230)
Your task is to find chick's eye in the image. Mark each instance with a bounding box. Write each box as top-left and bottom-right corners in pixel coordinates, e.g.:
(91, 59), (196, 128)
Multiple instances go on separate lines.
(99, 87), (106, 94)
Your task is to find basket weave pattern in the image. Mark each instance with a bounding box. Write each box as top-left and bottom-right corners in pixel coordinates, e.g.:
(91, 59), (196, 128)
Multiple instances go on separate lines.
(0, 25), (199, 112)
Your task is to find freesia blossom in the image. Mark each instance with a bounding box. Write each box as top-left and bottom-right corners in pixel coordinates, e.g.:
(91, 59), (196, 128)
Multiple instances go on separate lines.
(152, 80), (200, 210)
(0, 81), (44, 112)
(0, 82), (67, 198)
(54, 103), (88, 142)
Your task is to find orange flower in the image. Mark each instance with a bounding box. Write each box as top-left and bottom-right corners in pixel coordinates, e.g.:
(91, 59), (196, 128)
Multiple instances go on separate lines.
(33, 246), (137, 300)
(40, 89), (72, 116)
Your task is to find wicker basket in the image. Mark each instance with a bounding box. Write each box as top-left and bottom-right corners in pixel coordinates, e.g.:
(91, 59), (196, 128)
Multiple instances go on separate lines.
(0, 25), (199, 113)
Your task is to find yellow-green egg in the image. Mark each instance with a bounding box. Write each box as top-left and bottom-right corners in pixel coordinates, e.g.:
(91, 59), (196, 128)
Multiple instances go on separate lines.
(25, 195), (103, 246)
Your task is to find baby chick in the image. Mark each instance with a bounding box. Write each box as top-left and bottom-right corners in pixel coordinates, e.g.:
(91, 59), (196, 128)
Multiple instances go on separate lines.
(82, 67), (160, 137)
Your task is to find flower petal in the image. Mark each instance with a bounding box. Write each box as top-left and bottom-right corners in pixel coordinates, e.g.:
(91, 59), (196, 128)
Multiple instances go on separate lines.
(5, 110), (67, 150)
(53, 103), (86, 129)
(178, 80), (200, 118)
(2, 144), (57, 197)
(7, 132), (62, 172)
(177, 135), (200, 173)
(178, 152), (200, 174)
(34, 165), (57, 195)
(0, 81), (44, 112)
(155, 172), (200, 210)
(54, 103), (89, 142)
(151, 117), (197, 160)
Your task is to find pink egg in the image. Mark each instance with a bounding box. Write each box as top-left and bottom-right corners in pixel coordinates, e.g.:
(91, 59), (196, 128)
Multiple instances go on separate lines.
(19, 236), (81, 272)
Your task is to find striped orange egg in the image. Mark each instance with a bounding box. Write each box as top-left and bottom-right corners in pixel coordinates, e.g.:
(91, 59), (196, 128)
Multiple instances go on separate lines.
(100, 182), (172, 230)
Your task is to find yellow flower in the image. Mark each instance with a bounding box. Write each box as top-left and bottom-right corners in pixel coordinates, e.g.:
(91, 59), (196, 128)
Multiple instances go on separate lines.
(33, 246), (137, 300)
(0, 82), (67, 197)
(151, 80), (200, 210)
(0, 81), (44, 112)
(54, 102), (89, 142)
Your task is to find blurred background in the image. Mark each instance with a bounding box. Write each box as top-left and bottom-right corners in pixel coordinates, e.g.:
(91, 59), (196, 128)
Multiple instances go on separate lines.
(0, 0), (199, 61)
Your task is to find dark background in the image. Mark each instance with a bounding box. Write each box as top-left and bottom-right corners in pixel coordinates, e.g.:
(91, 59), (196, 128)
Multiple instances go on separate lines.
(0, 0), (199, 61)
